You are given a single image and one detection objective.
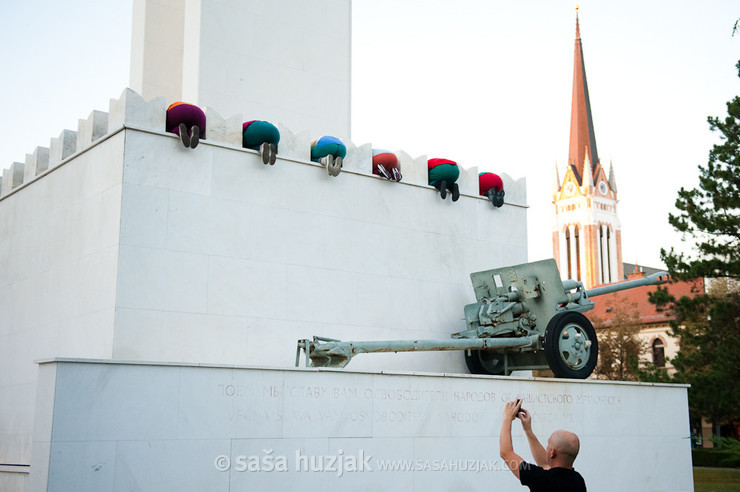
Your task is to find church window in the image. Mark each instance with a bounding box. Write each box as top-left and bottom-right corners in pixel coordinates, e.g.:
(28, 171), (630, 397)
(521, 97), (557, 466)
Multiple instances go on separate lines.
(599, 226), (604, 284)
(575, 226), (581, 281)
(652, 339), (665, 367)
(606, 227), (612, 283)
(565, 228), (572, 279)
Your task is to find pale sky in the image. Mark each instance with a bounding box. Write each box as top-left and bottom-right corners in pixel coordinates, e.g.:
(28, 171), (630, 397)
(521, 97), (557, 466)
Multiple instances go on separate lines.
(2, 0), (738, 269)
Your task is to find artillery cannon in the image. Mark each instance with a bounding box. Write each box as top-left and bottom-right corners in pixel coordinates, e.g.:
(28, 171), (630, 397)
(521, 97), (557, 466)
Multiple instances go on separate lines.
(295, 259), (668, 379)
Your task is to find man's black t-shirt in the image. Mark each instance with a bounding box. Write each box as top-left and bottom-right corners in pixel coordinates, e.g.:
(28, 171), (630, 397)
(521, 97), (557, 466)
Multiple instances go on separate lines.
(519, 462), (587, 491)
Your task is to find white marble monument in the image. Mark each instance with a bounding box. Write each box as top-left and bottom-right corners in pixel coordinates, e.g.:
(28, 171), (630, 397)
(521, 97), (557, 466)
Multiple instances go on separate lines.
(0, 88), (528, 489)
(0, 0), (692, 490)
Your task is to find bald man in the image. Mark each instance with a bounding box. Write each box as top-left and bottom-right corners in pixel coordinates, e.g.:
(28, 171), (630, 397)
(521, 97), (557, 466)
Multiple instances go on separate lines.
(499, 400), (587, 491)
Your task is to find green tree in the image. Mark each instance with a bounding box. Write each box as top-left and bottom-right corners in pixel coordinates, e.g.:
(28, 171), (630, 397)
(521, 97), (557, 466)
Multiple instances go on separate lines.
(654, 57), (740, 437)
(660, 60), (740, 280)
(649, 279), (740, 436)
(591, 296), (646, 381)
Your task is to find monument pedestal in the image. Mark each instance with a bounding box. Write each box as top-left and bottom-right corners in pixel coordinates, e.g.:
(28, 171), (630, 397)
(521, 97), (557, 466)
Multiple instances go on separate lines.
(31, 359), (692, 491)
(0, 93), (528, 489)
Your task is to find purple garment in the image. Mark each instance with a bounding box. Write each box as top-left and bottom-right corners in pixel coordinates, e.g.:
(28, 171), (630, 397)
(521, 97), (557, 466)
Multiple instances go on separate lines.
(166, 103), (206, 138)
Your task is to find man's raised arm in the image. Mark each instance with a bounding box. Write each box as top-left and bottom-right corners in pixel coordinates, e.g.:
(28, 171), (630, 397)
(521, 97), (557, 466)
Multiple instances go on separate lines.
(518, 408), (548, 468)
(499, 400), (525, 479)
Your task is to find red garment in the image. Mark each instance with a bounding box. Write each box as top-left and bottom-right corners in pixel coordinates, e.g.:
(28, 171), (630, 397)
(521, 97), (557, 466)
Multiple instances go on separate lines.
(479, 172), (504, 196)
(373, 152), (399, 174)
(428, 158), (457, 170)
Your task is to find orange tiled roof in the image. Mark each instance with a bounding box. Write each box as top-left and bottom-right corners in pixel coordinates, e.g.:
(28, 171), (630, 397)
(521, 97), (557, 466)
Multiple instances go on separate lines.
(589, 277), (705, 326)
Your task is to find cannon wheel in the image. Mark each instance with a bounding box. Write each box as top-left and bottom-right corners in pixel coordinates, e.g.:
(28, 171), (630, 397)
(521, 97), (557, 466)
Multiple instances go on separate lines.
(465, 350), (506, 375)
(544, 312), (598, 379)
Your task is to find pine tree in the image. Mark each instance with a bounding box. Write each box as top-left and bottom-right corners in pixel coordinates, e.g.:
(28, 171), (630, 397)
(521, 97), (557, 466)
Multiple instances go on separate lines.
(649, 280), (740, 434)
(660, 60), (740, 280)
(652, 58), (740, 435)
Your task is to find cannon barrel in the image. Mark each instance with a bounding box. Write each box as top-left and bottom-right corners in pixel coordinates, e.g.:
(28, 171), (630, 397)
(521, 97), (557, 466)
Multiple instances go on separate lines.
(297, 335), (541, 368)
(585, 271), (668, 298)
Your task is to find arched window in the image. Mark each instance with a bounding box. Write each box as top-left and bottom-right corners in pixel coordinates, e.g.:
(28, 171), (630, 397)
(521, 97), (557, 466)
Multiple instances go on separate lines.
(606, 226), (612, 283)
(574, 226), (581, 281)
(565, 228), (572, 279)
(652, 339), (665, 367)
(599, 225), (605, 284)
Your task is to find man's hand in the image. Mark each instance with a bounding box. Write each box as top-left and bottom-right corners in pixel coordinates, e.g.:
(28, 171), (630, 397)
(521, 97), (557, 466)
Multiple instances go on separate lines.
(503, 399), (522, 422)
(518, 407), (548, 468)
(500, 400), (525, 479)
(518, 408), (532, 432)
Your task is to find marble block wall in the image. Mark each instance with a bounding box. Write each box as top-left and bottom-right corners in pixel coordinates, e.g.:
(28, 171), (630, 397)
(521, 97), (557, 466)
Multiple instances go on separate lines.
(31, 360), (693, 492)
(0, 88), (527, 479)
(0, 132), (124, 468)
(112, 128), (528, 372)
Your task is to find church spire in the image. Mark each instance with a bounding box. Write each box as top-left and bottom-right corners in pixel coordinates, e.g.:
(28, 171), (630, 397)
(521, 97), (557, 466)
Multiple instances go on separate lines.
(568, 9), (600, 185)
(608, 160), (618, 192)
(553, 11), (624, 290)
(582, 148), (593, 188)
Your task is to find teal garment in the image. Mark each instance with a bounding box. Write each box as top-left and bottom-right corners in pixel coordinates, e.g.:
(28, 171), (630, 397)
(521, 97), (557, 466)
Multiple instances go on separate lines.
(243, 121), (280, 150)
(428, 163), (460, 186)
(311, 140), (347, 162)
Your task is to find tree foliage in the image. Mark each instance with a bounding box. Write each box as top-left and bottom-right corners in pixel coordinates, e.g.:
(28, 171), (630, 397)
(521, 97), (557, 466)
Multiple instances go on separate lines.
(710, 435), (740, 466)
(649, 280), (740, 428)
(592, 296), (646, 381)
(654, 58), (740, 431)
(660, 60), (740, 280)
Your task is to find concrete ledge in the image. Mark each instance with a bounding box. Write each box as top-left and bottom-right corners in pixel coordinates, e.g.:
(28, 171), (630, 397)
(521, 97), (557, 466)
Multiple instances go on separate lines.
(1, 125), (528, 209)
(35, 358), (689, 388)
(204, 107), (242, 146)
(2, 87), (527, 208)
(23, 147), (49, 183)
(108, 88), (167, 134)
(76, 110), (109, 151)
(49, 129), (77, 168)
(30, 358), (692, 491)
(1, 162), (24, 195)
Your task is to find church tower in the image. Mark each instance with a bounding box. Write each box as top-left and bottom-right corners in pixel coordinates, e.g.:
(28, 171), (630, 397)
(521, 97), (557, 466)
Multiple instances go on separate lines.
(552, 11), (624, 288)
